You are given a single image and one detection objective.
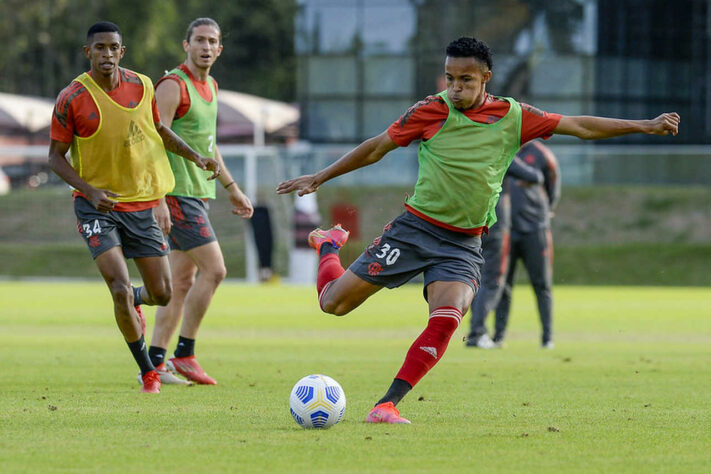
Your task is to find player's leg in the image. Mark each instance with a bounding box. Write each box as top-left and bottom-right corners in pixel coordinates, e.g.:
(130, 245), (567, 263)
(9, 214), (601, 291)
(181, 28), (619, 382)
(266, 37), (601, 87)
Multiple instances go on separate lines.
(493, 235), (520, 343)
(520, 228), (554, 347)
(466, 227), (507, 347)
(309, 224), (383, 315)
(165, 241), (226, 385)
(146, 250), (196, 385)
(94, 247), (160, 392)
(151, 250), (196, 351)
(367, 281), (474, 424)
(367, 216), (483, 424)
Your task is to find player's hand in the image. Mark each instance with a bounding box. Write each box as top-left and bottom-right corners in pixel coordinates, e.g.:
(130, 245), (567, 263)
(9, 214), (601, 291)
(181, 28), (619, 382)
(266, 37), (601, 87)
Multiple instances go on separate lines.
(228, 187), (254, 218)
(276, 174), (320, 196)
(195, 156), (221, 180)
(154, 199), (172, 234)
(648, 112), (680, 136)
(87, 187), (119, 213)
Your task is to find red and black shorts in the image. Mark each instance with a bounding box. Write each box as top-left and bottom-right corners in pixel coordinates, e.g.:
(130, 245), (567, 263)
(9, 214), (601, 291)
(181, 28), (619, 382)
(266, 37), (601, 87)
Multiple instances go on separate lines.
(74, 196), (169, 260)
(349, 211), (483, 301)
(165, 195), (217, 251)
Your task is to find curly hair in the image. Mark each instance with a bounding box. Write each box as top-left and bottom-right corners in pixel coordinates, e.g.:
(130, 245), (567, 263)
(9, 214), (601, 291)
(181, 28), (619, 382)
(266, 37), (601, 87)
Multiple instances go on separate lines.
(445, 37), (492, 71)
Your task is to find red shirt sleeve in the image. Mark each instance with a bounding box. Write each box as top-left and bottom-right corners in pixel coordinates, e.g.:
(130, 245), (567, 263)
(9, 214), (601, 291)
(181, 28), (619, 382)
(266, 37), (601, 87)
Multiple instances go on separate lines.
(151, 96), (161, 124)
(387, 96), (449, 147)
(50, 82), (89, 143)
(519, 102), (561, 144)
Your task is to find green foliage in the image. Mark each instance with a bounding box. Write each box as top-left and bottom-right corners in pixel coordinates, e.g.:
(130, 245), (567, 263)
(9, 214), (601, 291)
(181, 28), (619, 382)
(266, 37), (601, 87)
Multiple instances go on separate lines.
(1, 283), (710, 472)
(0, 0), (297, 100)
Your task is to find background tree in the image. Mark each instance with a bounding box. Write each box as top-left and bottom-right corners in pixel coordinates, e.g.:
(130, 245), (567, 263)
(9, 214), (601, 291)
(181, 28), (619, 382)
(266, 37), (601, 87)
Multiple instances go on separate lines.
(0, 0), (296, 102)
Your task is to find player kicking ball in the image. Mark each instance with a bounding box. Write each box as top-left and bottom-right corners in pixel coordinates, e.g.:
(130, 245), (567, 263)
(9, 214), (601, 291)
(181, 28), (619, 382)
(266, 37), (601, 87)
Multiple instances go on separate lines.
(277, 36), (680, 423)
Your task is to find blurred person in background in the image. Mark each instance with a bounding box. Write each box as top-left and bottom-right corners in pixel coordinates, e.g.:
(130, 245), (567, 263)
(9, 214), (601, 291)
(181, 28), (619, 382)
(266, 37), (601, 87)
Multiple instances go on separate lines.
(149, 18), (253, 386)
(277, 37), (679, 424)
(465, 154), (544, 349)
(494, 140), (560, 348)
(48, 21), (220, 394)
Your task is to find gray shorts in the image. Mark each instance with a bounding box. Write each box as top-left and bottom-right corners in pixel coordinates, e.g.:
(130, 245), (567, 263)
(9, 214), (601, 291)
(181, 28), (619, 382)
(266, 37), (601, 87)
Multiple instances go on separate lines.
(74, 196), (170, 260)
(165, 195), (217, 251)
(349, 211), (483, 300)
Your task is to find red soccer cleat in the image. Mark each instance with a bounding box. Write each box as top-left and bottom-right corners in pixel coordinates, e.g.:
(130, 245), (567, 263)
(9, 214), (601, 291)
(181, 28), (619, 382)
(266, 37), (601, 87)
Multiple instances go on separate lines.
(167, 355), (217, 385)
(365, 402), (411, 424)
(135, 306), (146, 335)
(308, 224), (350, 253)
(140, 370), (161, 393)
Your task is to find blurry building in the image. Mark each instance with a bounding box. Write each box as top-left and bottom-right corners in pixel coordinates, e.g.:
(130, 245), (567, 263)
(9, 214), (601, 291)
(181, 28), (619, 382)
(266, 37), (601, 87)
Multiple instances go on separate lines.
(296, 0), (710, 145)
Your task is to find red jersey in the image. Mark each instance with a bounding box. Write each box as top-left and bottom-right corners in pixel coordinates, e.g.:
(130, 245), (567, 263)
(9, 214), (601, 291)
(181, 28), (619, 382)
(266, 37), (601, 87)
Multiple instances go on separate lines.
(387, 93), (561, 147)
(51, 68), (161, 143)
(155, 63), (219, 120)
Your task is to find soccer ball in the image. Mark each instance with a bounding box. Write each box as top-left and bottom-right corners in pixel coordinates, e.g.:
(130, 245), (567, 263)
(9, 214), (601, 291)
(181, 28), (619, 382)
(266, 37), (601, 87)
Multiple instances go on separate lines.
(289, 374), (346, 429)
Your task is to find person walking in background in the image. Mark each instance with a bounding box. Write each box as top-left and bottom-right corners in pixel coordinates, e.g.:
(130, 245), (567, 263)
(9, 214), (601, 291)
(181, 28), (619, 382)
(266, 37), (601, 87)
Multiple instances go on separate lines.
(149, 18), (253, 386)
(277, 37), (679, 424)
(48, 21), (220, 394)
(493, 140), (560, 348)
(465, 155), (544, 349)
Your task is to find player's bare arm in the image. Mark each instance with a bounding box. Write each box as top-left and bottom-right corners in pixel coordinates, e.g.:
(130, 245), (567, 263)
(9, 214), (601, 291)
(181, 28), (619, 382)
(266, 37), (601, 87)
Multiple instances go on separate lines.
(554, 112), (680, 139)
(276, 131), (398, 196)
(215, 145), (254, 218)
(155, 122), (221, 179)
(48, 139), (118, 212)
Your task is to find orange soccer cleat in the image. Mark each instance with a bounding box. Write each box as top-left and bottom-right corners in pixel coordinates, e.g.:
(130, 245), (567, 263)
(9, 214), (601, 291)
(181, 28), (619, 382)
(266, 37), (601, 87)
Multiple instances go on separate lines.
(308, 224), (350, 253)
(167, 355), (217, 385)
(365, 402), (411, 424)
(140, 370), (161, 394)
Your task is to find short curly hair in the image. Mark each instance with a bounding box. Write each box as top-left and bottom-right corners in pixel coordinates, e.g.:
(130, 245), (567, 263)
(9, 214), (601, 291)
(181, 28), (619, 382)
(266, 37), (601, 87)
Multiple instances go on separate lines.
(445, 37), (492, 71)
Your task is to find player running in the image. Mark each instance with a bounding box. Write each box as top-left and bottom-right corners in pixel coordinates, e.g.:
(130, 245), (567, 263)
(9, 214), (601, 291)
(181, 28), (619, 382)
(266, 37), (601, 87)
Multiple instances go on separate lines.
(147, 18), (254, 386)
(277, 37), (680, 423)
(48, 21), (220, 394)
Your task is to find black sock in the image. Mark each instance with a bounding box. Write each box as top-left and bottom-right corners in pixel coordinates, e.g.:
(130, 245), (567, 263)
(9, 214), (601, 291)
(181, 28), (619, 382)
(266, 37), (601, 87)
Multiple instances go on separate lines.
(148, 346), (167, 368)
(319, 242), (339, 257)
(127, 335), (154, 376)
(133, 286), (144, 306)
(174, 336), (195, 358)
(376, 378), (413, 407)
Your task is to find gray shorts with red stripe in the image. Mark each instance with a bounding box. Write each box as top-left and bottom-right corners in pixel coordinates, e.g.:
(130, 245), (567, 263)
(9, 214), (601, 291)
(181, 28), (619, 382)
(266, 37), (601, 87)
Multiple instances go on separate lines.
(349, 211), (483, 301)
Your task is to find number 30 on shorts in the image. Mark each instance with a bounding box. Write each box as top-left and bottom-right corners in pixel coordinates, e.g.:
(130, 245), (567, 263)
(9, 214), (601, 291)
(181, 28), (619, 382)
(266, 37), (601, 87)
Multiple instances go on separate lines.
(375, 243), (400, 265)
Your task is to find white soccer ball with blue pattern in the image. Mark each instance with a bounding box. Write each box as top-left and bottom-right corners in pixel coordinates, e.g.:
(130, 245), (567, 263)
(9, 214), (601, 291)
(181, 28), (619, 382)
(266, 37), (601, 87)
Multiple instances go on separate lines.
(289, 374), (346, 429)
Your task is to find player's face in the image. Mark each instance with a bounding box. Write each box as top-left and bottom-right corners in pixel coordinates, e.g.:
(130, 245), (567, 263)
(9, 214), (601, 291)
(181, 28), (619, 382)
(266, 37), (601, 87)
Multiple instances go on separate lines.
(83, 32), (125, 77)
(184, 25), (223, 70)
(444, 56), (491, 110)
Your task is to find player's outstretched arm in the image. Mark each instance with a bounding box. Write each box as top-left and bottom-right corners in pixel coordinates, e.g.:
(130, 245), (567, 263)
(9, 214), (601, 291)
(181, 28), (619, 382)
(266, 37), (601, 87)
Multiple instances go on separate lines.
(48, 139), (118, 212)
(276, 131), (398, 196)
(155, 122), (221, 180)
(554, 113), (680, 140)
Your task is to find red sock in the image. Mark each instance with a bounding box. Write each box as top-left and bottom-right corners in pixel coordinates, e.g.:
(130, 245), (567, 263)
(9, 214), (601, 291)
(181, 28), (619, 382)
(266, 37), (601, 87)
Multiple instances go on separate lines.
(395, 307), (462, 387)
(316, 252), (345, 298)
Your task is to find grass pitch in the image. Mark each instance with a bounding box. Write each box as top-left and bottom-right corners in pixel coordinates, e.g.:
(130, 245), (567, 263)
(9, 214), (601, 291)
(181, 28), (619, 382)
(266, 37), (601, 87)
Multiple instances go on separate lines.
(1, 281), (710, 473)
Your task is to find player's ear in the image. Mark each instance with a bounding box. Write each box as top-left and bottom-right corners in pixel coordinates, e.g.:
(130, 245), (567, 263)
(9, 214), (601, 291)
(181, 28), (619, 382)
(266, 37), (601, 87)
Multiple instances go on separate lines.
(83, 45), (91, 58)
(483, 70), (492, 84)
(183, 40), (190, 53)
(120, 45), (126, 58)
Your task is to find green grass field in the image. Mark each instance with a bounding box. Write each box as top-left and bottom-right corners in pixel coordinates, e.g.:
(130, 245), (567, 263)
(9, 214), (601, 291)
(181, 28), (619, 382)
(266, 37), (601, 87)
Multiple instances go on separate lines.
(1, 282), (710, 473)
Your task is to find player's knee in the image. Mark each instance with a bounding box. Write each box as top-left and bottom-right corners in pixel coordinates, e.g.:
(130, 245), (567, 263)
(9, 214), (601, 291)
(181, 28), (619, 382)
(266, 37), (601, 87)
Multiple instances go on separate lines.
(207, 264), (227, 286)
(320, 298), (352, 316)
(172, 274), (195, 295)
(150, 283), (172, 306)
(108, 281), (133, 305)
